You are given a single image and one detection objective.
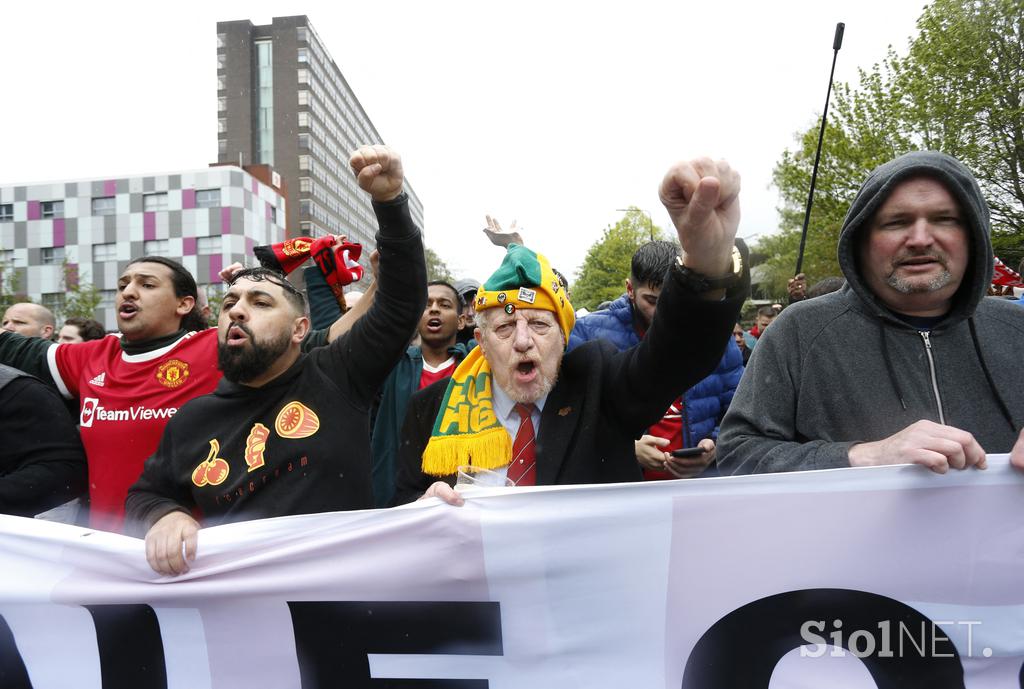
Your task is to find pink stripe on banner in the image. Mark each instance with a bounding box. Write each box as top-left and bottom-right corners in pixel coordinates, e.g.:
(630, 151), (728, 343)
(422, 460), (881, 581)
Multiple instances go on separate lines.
(144, 212), (156, 241)
(104, 180), (116, 196)
(53, 218), (66, 246)
(182, 189), (196, 210)
(209, 253), (223, 279)
(221, 207), (231, 234)
(27, 201), (40, 220)
(183, 236), (197, 256)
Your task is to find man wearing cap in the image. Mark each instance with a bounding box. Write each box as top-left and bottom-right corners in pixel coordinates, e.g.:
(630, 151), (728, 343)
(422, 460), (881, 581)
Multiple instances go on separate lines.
(717, 151), (1024, 476)
(454, 278), (481, 347)
(393, 158), (748, 503)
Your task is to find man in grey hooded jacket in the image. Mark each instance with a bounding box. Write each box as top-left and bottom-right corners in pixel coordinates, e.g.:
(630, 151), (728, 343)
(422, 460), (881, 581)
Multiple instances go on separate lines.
(718, 151), (1024, 475)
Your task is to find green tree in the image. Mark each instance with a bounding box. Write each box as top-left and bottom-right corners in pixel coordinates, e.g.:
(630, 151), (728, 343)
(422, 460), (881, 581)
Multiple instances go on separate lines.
(424, 246), (453, 283)
(0, 257), (27, 311)
(572, 208), (667, 311)
(61, 261), (103, 320)
(766, 0), (1024, 288)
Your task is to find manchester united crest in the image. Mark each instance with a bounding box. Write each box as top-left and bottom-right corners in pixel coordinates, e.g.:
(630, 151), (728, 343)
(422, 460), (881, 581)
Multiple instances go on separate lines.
(282, 238), (312, 257)
(156, 359), (190, 389)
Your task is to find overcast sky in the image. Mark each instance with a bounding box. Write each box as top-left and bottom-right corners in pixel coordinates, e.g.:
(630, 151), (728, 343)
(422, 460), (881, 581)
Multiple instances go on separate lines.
(2, 0), (926, 282)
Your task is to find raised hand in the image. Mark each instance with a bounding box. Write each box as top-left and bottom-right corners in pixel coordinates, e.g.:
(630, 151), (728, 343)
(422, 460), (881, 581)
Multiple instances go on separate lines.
(350, 145), (404, 203)
(483, 215), (524, 248)
(659, 158), (740, 276)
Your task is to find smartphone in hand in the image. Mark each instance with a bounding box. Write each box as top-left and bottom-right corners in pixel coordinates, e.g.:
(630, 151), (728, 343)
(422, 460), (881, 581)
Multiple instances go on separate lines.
(671, 447), (705, 459)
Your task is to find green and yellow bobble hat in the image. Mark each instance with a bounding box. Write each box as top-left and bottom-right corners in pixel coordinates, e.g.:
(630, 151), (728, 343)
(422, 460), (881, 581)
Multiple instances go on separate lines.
(421, 244), (575, 477)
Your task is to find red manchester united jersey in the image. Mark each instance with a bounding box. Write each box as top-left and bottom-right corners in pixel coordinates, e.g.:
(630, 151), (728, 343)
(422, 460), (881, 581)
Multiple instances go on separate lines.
(48, 330), (221, 532)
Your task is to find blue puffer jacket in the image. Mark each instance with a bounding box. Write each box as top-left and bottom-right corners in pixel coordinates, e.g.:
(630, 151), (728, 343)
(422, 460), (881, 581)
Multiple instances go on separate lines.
(568, 295), (743, 446)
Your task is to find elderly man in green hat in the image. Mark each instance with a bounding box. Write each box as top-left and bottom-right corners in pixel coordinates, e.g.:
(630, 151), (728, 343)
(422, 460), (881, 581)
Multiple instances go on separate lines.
(392, 157), (749, 504)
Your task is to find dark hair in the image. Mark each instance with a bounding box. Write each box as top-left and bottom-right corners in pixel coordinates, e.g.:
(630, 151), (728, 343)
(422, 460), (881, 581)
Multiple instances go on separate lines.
(551, 267), (570, 294)
(806, 277), (846, 299)
(228, 266), (308, 315)
(63, 317), (105, 341)
(126, 255), (207, 331)
(630, 241), (680, 289)
(427, 280), (462, 314)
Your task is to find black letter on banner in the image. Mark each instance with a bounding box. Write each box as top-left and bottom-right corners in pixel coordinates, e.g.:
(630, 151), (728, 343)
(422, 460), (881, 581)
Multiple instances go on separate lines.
(681, 589), (964, 689)
(85, 604), (167, 689)
(288, 601), (502, 688)
(0, 614), (32, 689)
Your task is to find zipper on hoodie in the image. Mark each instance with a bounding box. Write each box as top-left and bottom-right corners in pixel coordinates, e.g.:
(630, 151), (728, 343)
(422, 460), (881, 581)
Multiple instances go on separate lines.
(919, 331), (946, 424)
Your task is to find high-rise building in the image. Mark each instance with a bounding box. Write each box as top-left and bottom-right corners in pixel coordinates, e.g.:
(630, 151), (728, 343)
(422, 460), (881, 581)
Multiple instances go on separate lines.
(216, 15), (425, 247)
(0, 166), (288, 330)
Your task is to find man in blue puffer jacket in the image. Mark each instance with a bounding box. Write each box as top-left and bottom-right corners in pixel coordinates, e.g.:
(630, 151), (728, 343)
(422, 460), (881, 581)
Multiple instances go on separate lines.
(568, 241), (743, 478)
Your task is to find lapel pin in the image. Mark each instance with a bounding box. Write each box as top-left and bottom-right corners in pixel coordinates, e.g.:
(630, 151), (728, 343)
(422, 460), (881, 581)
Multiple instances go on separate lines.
(558, 406), (572, 416)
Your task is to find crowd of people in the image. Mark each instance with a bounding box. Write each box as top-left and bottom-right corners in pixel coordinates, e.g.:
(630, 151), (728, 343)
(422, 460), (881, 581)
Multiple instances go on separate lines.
(1, 145), (1023, 576)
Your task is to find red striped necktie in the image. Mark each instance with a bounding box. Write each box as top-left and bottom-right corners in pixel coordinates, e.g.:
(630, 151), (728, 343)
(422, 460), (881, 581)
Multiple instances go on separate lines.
(507, 403), (537, 486)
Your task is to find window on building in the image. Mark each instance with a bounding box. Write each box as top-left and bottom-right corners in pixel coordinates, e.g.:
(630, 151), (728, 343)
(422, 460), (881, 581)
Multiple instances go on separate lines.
(299, 177), (312, 193)
(256, 40), (275, 167)
(92, 196), (116, 216)
(42, 247), (66, 265)
(297, 90), (309, 106)
(297, 112), (310, 128)
(217, 96), (226, 112)
(41, 293), (65, 314)
(143, 239), (169, 256)
(296, 27), (308, 42)
(41, 201), (64, 219)
(0, 204), (13, 222)
(217, 53), (225, 70)
(143, 193), (168, 212)
(92, 243), (117, 262)
(297, 48), (308, 63)
(297, 68), (309, 85)
(217, 75), (226, 91)
(98, 289), (116, 308)
(197, 237), (221, 254)
(299, 155), (311, 171)
(218, 118), (227, 134)
(298, 133), (310, 149)
(196, 189), (221, 208)
(217, 33), (226, 48)
(0, 250), (13, 266)
(218, 139), (227, 156)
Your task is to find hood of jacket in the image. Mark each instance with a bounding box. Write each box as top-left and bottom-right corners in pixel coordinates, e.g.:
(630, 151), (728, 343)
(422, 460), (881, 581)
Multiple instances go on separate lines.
(835, 150), (992, 327)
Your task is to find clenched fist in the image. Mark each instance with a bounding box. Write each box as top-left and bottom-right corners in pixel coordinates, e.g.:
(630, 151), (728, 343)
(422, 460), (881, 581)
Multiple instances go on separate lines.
(350, 145), (404, 203)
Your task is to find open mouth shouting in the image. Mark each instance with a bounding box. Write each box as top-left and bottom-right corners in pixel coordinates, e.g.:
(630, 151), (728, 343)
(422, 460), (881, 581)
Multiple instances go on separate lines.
(225, 322), (252, 347)
(425, 317), (444, 334)
(118, 302), (139, 321)
(514, 359), (538, 384)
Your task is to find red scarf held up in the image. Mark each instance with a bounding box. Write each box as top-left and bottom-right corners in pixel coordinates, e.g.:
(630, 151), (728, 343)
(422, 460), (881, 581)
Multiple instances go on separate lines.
(254, 236), (364, 302)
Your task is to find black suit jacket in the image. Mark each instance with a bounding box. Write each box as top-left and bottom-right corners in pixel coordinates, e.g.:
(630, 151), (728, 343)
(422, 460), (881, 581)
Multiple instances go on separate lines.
(393, 266), (747, 504)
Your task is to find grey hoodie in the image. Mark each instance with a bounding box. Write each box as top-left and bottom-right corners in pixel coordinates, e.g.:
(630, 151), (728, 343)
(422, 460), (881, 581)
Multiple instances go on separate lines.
(717, 151), (1024, 475)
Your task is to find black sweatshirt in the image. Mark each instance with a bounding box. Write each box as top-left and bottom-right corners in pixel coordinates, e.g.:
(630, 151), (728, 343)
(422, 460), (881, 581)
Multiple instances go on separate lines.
(125, 194), (426, 531)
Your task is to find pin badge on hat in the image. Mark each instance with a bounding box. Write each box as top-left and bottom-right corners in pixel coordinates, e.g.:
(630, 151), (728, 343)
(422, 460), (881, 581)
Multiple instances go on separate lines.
(504, 304), (516, 314)
(497, 292), (507, 303)
(517, 287), (537, 304)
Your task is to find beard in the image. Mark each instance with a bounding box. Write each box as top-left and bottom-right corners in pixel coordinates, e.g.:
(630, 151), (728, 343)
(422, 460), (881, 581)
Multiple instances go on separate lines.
(217, 322), (292, 383)
(885, 250), (954, 294)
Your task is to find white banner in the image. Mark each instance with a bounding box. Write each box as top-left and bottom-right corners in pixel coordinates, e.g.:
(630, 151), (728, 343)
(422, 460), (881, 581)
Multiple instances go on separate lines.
(1, 458), (1022, 688)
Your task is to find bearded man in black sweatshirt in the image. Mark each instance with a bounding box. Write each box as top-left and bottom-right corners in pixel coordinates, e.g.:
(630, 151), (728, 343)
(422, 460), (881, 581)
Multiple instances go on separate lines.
(126, 145), (426, 576)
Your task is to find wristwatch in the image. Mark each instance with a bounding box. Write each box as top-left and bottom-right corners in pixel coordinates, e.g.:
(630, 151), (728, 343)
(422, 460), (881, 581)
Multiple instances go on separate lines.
(673, 246), (744, 293)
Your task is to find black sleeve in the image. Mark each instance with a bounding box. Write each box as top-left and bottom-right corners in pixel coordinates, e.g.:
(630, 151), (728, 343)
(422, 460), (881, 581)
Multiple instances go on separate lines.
(303, 264), (345, 331)
(317, 193), (427, 410)
(392, 382), (452, 505)
(124, 423), (194, 536)
(601, 262), (748, 432)
(0, 331), (57, 386)
(0, 378), (87, 517)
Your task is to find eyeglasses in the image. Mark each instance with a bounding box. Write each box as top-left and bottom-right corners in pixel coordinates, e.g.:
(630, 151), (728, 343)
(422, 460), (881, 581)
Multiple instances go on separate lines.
(228, 267), (304, 299)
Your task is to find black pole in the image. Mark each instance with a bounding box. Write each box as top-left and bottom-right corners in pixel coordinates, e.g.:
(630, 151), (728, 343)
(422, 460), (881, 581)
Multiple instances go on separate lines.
(795, 22), (845, 276)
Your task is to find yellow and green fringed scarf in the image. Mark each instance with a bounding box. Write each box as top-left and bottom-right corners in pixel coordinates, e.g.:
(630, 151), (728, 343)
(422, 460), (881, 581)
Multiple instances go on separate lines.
(420, 347), (511, 476)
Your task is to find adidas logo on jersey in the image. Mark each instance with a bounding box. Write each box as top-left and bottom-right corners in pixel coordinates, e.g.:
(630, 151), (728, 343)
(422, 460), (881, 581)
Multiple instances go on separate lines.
(89, 372), (106, 387)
